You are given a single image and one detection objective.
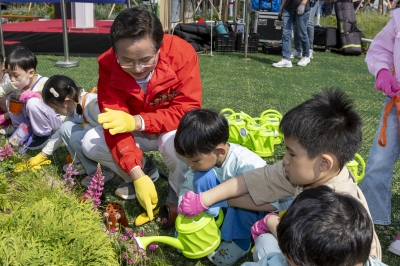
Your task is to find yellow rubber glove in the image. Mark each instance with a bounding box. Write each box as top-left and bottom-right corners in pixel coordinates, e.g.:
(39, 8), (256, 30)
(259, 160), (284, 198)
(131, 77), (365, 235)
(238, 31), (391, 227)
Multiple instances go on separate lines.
(14, 159), (51, 173)
(28, 153), (48, 167)
(135, 208), (160, 226)
(134, 175), (158, 220)
(98, 108), (135, 135)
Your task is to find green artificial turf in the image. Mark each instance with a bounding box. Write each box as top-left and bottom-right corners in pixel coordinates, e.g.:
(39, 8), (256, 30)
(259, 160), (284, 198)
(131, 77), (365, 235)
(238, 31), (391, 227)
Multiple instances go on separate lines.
(8, 47), (399, 265)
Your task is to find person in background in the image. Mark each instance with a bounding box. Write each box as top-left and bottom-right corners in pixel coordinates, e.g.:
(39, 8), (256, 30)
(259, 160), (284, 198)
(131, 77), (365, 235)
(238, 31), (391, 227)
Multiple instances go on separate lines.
(81, 7), (202, 224)
(359, 8), (400, 257)
(273, 0), (311, 68)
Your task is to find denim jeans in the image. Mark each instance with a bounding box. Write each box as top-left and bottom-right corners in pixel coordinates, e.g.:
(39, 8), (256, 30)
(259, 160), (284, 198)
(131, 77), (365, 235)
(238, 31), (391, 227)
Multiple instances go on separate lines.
(360, 96), (400, 225)
(294, 1), (320, 51)
(282, 9), (310, 60)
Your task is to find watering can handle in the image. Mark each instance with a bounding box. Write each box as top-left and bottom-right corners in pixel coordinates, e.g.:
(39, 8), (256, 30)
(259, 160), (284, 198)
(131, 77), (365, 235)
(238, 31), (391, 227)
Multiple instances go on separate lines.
(215, 209), (224, 227)
(220, 108), (235, 116)
(354, 153), (365, 179)
(260, 109), (283, 119)
(227, 112), (252, 122)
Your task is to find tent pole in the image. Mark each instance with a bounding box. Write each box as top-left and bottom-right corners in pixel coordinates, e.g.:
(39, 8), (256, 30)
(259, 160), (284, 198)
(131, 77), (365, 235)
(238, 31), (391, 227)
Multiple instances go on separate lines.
(0, 0), (5, 57)
(243, 0), (250, 59)
(55, 0), (79, 67)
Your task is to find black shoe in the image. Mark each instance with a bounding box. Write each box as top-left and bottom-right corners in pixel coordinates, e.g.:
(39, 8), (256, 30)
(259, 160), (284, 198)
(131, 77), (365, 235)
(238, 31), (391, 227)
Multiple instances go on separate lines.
(27, 134), (51, 150)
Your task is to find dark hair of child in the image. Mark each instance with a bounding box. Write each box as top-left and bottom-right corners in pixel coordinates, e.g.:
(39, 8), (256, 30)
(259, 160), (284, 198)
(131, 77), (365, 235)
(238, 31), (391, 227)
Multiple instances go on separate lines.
(174, 108), (229, 157)
(277, 185), (373, 266)
(279, 88), (362, 169)
(5, 46), (38, 72)
(42, 75), (83, 115)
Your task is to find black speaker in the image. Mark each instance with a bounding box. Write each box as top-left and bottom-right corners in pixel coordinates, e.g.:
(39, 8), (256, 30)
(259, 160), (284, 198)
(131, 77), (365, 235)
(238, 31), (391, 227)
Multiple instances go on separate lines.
(251, 11), (283, 42)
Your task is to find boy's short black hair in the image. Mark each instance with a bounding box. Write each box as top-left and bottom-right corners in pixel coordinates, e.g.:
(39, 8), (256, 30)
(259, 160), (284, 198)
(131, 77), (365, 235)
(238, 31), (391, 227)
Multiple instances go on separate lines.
(174, 108), (229, 157)
(277, 186), (373, 266)
(5, 46), (37, 71)
(110, 7), (164, 51)
(280, 88), (362, 169)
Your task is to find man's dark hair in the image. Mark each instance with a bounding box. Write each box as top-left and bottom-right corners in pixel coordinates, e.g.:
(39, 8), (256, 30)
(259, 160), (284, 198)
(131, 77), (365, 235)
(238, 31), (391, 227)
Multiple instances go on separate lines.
(280, 88), (362, 169)
(174, 108), (229, 157)
(110, 7), (164, 51)
(277, 186), (373, 266)
(5, 46), (37, 71)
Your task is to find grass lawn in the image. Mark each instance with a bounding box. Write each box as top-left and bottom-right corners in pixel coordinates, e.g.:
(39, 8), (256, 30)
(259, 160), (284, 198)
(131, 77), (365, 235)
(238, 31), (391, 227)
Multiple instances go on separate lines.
(1, 43), (400, 265)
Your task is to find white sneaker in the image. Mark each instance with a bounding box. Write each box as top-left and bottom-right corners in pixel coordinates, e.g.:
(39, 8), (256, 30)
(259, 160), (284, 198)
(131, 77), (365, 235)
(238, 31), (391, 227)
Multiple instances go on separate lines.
(297, 57), (311, 67)
(272, 59), (292, 68)
(388, 233), (400, 256)
(290, 50), (302, 59)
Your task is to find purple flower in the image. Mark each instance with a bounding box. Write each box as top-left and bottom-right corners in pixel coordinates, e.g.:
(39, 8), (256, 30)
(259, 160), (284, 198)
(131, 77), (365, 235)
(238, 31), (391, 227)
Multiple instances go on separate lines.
(62, 164), (77, 195)
(162, 218), (168, 224)
(83, 164), (105, 211)
(138, 231), (145, 237)
(128, 259), (134, 264)
(110, 228), (117, 233)
(123, 253), (128, 259)
(149, 243), (158, 251)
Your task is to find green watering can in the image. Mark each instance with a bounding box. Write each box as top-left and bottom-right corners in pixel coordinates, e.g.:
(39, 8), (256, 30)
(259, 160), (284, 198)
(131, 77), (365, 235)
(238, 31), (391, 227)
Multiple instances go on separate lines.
(135, 210), (224, 259)
(260, 109), (283, 145)
(346, 153), (365, 185)
(244, 122), (276, 157)
(225, 112), (252, 145)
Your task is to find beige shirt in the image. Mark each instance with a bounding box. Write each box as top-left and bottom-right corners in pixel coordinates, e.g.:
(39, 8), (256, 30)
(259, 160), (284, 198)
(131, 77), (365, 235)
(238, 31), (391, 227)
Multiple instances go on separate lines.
(243, 161), (382, 261)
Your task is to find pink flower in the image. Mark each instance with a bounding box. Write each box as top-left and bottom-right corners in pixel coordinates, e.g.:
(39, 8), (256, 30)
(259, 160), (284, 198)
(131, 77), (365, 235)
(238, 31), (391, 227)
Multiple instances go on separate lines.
(149, 243), (158, 251)
(162, 218), (168, 224)
(123, 253), (128, 259)
(83, 164), (105, 211)
(128, 259), (134, 264)
(138, 231), (145, 237)
(0, 142), (12, 161)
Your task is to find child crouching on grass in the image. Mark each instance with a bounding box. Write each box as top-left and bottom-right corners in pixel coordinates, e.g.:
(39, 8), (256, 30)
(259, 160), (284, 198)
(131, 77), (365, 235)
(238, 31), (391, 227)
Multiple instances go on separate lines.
(178, 88), (382, 262)
(175, 108), (277, 266)
(242, 185), (386, 266)
(27, 75), (115, 186)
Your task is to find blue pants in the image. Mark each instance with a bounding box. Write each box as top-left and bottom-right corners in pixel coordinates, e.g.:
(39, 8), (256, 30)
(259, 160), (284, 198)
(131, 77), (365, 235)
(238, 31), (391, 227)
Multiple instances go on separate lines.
(294, 0), (320, 52)
(282, 9), (310, 60)
(360, 96), (399, 225)
(193, 169), (266, 241)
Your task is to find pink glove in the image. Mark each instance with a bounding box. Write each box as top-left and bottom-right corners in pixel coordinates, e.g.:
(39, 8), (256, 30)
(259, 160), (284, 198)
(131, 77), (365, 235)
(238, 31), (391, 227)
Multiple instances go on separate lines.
(19, 90), (41, 102)
(251, 212), (278, 242)
(178, 191), (209, 217)
(375, 69), (400, 98)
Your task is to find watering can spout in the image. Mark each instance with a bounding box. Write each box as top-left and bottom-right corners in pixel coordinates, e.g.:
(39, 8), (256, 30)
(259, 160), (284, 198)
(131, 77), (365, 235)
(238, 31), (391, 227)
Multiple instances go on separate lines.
(135, 236), (185, 251)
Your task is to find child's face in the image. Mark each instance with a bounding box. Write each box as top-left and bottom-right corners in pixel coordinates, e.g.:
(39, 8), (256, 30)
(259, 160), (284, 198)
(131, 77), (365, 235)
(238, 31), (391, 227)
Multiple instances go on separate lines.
(47, 97), (76, 116)
(185, 151), (218, 172)
(8, 66), (34, 90)
(282, 137), (321, 186)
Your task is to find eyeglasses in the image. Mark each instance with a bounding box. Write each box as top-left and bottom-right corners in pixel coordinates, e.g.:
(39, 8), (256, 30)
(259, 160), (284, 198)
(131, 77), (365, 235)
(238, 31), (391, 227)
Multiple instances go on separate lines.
(116, 53), (158, 70)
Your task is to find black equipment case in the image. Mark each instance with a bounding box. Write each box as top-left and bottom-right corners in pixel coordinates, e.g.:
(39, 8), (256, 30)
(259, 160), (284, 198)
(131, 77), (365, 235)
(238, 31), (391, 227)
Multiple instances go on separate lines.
(313, 25), (339, 50)
(250, 11), (283, 43)
(334, 0), (362, 55)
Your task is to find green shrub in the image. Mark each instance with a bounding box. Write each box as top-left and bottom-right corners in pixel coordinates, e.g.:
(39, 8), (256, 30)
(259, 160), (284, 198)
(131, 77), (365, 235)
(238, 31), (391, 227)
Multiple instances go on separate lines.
(0, 168), (118, 265)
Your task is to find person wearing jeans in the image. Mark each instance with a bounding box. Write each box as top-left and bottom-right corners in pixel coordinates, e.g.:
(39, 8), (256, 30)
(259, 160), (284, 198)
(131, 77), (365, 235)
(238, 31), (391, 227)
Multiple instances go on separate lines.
(292, 0), (320, 59)
(273, 0), (310, 68)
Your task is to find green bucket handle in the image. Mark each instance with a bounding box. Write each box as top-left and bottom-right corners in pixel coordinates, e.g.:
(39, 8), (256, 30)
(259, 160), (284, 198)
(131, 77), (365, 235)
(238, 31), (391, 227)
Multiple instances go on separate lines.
(190, 209), (224, 228)
(226, 112), (252, 124)
(220, 108), (236, 118)
(260, 109), (283, 120)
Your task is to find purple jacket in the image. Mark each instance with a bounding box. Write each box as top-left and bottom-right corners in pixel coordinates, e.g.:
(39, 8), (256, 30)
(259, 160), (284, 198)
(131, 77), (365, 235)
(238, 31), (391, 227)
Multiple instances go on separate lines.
(366, 9), (400, 85)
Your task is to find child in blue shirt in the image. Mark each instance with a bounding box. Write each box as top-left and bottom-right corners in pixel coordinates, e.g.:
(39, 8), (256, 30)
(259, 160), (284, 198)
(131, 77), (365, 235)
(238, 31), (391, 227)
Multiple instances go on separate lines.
(175, 108), (276, 265)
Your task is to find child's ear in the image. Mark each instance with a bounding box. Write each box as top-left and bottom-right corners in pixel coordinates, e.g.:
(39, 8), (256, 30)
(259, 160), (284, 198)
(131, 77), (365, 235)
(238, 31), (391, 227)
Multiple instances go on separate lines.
(320, 153), (334, 172)
(28, 69), (35, 77)
(215, 144), (226, 156)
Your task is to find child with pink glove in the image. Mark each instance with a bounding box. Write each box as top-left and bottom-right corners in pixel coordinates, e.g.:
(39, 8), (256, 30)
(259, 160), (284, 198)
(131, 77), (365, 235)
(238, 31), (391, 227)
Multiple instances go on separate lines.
(0, 47), (62, 149)
(359, 8), (400, 256)
(178, 89), (382, 262)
